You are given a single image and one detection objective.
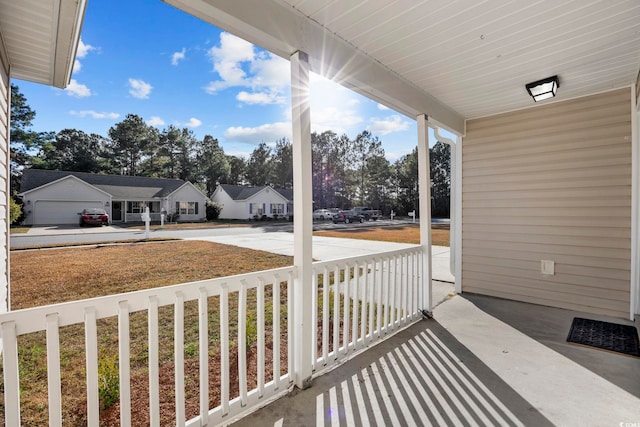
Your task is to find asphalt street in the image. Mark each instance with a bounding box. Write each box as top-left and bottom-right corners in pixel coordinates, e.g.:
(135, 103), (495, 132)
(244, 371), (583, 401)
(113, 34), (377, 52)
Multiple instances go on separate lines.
(10, 218), (444, 249)
(10, 219), (455, 283)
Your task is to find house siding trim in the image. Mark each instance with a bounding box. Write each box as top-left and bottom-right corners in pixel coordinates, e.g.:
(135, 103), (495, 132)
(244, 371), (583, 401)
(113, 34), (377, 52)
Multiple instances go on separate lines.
(0, 40), (8, 312)
(462, 88), (632, 319)
(633, 84), (640, 318)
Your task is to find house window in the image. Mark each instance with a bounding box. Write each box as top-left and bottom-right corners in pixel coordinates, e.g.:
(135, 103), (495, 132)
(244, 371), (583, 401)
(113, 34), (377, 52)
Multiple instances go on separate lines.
(271, 203), (284, 214)
(176, 201), (198, 215)
(249, 203), (263, 215)
(128, 201), (143, 213)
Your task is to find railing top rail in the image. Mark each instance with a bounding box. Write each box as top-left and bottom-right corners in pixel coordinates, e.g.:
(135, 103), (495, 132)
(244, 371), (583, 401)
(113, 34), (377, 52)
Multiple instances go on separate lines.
(312, 245), (423, 269)
(0, 265), (296, 336)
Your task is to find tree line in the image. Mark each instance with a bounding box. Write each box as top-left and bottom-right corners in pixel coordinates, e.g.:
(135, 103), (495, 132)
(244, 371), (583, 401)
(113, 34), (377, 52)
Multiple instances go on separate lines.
(10, 84), (451, 217)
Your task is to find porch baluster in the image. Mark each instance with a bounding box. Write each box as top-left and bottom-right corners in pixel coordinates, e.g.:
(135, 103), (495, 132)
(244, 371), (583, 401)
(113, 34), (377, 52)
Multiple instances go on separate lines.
(198, 287), (209, 425)
(84, 307), (100, 427)
(148, 296), (160, 427)
(45, 313), (62, 427)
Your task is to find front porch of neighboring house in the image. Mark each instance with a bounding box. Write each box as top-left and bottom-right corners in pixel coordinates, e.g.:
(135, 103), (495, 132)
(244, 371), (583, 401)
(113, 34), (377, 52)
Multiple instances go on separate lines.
(112, 200), (185, 223)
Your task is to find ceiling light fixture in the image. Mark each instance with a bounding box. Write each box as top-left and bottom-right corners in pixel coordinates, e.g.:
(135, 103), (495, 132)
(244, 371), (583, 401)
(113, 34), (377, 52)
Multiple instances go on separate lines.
(525, 75), (559, 102)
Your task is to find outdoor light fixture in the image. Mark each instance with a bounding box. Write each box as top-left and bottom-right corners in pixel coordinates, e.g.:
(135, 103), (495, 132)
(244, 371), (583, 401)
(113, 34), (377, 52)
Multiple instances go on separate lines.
(525, 75), (559, 102)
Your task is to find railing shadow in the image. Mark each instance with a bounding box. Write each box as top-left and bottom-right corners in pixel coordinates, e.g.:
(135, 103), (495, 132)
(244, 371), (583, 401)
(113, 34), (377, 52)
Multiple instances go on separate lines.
(233, 319), (552, 426)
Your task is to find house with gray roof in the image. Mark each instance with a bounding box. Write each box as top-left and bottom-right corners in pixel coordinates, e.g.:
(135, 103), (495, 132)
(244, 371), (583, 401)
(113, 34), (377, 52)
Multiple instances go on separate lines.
(19, 169), (207, 225)
(211, 184), (292, 220)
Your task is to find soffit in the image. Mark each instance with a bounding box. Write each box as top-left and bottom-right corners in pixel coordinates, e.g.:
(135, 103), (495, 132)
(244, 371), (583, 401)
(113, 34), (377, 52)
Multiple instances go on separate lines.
(286, 0), (640, 121)
(169, 1), (640, 133)
(0, 0), (86, 88)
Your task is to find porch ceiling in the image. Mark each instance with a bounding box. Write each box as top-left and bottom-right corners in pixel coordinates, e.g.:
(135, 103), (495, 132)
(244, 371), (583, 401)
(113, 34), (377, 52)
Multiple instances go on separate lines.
(0, 0), (86, 88)
(165, 0), (640, 135)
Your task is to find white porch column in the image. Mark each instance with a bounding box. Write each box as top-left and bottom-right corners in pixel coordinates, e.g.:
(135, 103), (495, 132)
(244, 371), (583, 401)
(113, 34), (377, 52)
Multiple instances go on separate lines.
(632, 84), (640, 319)
(454, 135), (463, 293)
(1, 48), (9, 313)
(417, 115), (433, 312)
(290, 50), (313, 388)
(434, 128), (463, 294)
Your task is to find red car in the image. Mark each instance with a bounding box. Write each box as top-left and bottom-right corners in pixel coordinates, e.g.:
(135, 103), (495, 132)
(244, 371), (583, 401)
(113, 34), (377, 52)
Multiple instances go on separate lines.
(79, 208), (110, 227)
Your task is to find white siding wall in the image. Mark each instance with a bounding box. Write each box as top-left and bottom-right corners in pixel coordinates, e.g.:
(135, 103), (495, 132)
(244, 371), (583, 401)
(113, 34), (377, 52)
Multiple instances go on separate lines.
(22, 178), (109, 225)
(462, 88), (632, 318)
(168, 184), (207, 221)
(213, 187), (290, 220)
(211, 188), (242, 219)
(0, 43), (8, 312)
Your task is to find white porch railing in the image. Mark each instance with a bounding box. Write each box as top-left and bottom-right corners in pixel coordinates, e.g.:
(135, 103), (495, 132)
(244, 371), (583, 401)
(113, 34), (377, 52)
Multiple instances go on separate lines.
(311, 246), (424, 375)
(124, 212), (165, 223)
(0, 247), (424, 426)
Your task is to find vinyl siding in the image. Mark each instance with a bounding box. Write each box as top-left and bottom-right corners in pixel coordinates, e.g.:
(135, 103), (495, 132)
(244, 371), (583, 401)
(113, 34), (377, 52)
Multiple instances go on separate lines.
(462, 88), (632, 318)
(0, 48), (9, 312)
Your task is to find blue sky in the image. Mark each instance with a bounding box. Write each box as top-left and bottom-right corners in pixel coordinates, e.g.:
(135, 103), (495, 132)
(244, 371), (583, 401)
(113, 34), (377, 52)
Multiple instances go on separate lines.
(13, 0), (432, 161)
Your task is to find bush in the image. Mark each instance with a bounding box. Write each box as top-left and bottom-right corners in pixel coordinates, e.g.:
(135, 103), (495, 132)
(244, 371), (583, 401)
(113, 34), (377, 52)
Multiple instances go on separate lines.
(9, 197), (23, 225)
(98, 353), (119, 410)
(206, 201), (222, 220)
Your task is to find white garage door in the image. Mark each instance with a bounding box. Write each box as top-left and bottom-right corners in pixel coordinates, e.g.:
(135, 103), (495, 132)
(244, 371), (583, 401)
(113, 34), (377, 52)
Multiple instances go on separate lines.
(34, 201), (104, 225)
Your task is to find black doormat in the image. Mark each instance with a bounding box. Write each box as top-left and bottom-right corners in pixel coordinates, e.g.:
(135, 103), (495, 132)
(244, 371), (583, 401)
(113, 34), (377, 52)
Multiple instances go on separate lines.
(567, 317), (640, 357)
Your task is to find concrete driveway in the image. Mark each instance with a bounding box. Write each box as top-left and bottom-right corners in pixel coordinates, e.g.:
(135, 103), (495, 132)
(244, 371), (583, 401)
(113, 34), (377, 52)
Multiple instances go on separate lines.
(24, 225), (130, 235)
(186, 231), (455, 284)
(19, 224), (456, 284)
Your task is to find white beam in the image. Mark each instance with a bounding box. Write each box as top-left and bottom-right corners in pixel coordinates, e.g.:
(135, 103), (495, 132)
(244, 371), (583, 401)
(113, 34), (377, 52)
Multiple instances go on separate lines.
(290, 50), (313, 389)
(163, 0), (465, 135)
(417, 115), (432, 312)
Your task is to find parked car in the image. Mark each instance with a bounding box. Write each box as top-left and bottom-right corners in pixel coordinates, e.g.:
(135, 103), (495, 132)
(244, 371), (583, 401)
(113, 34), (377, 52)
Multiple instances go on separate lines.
(332, 210), (364, 224)
(353, 207), (382, 221)
(78, 208), (110, 227)
(313, 209), (335, 220)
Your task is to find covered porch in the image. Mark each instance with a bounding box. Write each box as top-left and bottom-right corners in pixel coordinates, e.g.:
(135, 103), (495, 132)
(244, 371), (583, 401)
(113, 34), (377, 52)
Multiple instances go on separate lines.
(1, 0), (639, 426)
(232, 289), (640, 426)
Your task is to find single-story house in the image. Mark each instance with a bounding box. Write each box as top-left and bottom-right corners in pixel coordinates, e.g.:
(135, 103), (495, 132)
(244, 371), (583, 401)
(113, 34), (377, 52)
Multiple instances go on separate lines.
(211, 184), (293, 220)
(19, 169), (208, 225)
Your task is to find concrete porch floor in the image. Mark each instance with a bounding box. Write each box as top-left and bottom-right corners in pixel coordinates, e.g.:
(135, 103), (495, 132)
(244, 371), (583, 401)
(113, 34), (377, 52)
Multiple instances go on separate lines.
(231, 284), (640, 426)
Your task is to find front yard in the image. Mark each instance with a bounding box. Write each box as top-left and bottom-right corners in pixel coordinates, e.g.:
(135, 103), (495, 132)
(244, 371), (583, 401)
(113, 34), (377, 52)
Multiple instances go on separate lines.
(4, 225), (445, 425)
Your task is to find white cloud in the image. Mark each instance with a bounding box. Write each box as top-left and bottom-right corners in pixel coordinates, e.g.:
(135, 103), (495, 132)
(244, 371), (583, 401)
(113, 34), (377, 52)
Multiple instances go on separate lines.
(65, 79), (92, 97)
(204, 32), (289, 103)
(147, 116), (166, 127)
(77, 39), (95, 58)
(249, 53), (290, 88)
(70, 110), (119, 119)
(377, 103), (390, 110)
(312, 106), (363, 130)
(177, 117), (202, 128)
(224, 122), (291, 144)
(368, 115), (411, 136)
(236, 91), (284, 105)
(128, 78), (152, 99)
(206, 32), (254, 92)
(171, 48), (186, 65)
(73, 39), (96, 75)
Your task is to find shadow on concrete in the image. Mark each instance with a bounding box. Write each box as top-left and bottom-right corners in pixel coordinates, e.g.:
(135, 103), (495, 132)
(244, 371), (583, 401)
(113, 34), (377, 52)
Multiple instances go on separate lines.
(232, 319), (550, 426)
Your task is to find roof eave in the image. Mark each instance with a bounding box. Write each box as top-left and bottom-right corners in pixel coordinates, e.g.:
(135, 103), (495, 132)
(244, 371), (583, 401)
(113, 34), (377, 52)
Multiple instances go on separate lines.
(5, 0), (87, 88)
(52, 0), (87, 88)
(163, 0), (465, 135)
